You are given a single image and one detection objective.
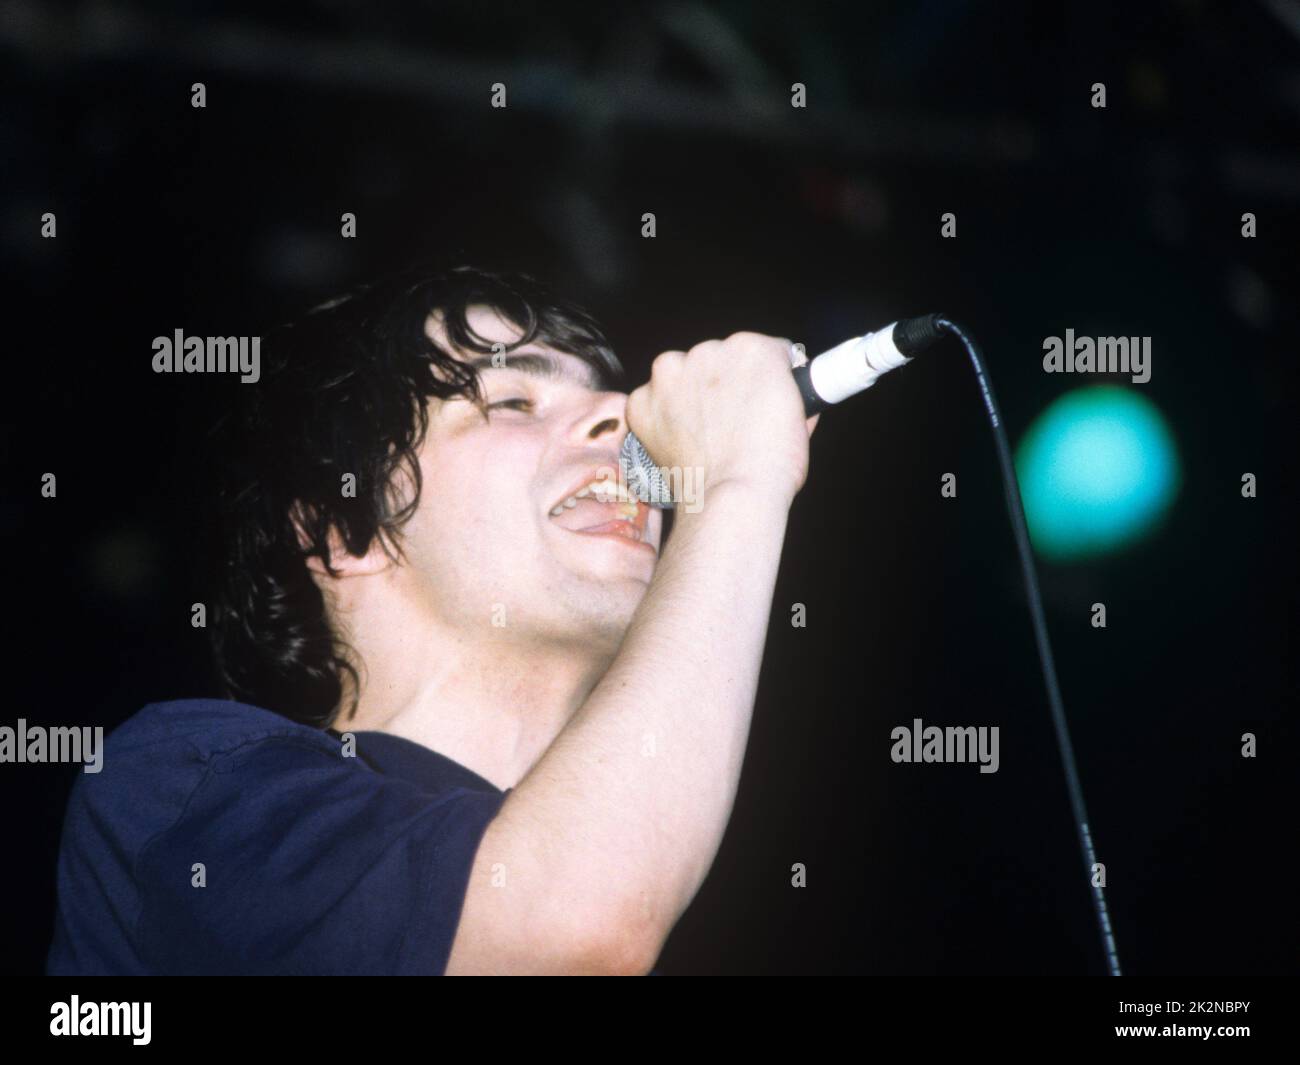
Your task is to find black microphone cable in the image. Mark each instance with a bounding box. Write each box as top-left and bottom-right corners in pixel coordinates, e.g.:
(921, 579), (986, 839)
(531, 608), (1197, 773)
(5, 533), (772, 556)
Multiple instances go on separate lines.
(931, 315), (1123, 977)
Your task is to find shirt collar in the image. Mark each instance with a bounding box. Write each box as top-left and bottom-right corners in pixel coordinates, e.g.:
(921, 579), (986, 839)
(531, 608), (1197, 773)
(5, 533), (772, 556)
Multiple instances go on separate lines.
(328, 728), (507, 796)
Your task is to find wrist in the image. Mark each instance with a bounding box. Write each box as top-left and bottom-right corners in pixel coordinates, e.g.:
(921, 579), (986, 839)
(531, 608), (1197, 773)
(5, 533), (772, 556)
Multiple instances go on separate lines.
(674, 476), (794, 527)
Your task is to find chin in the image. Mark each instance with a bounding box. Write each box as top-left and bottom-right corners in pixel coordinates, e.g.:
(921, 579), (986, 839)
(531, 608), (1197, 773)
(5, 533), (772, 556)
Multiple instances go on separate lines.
(555, 580), (647, 644)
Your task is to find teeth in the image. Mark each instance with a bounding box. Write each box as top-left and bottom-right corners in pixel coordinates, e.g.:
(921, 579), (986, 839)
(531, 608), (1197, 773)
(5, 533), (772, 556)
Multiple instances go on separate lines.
(591, 480), (631, 503)
(550, 477), (641, 517)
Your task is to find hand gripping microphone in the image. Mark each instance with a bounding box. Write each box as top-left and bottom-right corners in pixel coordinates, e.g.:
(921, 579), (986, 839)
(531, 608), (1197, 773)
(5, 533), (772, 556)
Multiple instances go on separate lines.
(618, 313), (947, 507)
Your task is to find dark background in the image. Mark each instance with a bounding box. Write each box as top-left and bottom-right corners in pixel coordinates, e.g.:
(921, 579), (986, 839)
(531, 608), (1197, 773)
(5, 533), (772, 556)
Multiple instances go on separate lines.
(3, 0), (1296, 974)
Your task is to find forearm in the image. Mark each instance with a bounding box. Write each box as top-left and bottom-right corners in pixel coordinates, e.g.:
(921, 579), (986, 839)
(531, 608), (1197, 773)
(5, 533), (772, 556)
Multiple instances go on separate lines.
(499, 481), (790, 958)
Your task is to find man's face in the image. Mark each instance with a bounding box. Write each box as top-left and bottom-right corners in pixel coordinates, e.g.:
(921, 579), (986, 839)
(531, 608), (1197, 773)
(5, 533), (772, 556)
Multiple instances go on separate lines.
(397, 305), (662, 654)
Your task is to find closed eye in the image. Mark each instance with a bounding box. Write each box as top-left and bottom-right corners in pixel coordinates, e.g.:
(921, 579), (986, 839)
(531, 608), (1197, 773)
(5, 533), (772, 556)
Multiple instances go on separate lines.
(488, 398), (534, 412)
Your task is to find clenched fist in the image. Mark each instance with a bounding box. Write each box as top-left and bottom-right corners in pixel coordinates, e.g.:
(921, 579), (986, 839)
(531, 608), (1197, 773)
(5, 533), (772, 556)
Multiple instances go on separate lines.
(625, 332), (820, 511)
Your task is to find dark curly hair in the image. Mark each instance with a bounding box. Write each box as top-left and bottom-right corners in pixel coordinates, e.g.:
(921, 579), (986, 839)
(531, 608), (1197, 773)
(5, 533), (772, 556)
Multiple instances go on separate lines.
(207, 263), (624, 729)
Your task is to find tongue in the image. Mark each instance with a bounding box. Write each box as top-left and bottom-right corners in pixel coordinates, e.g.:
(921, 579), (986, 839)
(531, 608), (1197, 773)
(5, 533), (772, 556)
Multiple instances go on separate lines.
(550, 497), (628, 531)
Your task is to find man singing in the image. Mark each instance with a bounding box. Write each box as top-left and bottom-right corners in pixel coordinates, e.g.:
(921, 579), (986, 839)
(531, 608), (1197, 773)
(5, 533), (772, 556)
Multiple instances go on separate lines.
(47, 263), (817, 975)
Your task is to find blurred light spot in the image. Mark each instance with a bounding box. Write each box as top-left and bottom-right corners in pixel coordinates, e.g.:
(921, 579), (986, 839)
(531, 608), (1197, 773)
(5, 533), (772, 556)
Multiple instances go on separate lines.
(1015, 386), (1180, 561)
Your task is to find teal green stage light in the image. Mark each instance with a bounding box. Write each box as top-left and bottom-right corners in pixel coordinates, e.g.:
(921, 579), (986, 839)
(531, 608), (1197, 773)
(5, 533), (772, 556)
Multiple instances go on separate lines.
(1014, 385), (1180, 561)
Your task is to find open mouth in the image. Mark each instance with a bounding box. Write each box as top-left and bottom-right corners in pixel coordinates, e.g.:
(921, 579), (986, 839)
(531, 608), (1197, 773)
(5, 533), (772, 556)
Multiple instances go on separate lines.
(547, 471), (653, 550)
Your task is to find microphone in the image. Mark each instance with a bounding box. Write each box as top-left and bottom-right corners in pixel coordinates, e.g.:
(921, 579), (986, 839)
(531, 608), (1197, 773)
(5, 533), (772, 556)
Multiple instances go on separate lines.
(619, 313), (946, 507)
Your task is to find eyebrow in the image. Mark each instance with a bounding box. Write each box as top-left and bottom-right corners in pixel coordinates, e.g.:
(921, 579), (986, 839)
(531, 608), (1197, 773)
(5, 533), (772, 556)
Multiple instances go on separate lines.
(464, 351), (601, 389)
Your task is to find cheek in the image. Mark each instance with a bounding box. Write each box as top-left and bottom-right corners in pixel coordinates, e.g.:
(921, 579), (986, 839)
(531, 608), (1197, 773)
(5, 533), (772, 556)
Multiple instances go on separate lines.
(414, 438), (542, 560)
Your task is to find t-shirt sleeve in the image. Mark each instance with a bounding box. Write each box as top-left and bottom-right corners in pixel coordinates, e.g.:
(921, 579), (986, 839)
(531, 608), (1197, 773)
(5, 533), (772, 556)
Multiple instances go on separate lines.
(134, 735), (506, 975)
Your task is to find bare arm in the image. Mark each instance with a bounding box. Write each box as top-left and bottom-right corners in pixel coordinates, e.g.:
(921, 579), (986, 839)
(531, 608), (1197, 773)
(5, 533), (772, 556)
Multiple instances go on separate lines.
(446, 333), (813, 975)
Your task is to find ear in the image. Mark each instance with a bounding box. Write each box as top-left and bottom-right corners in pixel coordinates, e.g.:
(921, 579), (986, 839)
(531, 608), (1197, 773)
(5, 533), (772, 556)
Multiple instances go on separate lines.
(291, 502), (392, 579)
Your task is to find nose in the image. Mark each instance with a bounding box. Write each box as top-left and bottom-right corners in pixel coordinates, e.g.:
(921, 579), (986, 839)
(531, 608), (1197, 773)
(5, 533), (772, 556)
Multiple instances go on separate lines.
(581, 390), (628, 442)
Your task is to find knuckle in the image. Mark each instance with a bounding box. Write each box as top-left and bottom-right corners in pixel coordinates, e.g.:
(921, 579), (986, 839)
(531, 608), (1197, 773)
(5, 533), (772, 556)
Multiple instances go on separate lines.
(723, 332), (789, 364)
(649, 351), (683, 377)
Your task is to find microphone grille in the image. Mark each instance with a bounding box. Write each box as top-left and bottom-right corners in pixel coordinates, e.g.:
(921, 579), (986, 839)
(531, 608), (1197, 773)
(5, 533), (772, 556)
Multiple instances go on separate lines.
(619, 433), (676, 509)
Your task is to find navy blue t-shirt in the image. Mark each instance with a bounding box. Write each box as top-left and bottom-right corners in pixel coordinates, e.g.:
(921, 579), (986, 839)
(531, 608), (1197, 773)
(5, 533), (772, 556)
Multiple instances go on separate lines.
(46, 698), (509, 975)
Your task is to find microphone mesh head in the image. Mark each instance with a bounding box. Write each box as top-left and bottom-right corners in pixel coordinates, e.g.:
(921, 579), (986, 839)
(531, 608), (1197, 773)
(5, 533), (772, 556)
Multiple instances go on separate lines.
(619, 433), (676, 509)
